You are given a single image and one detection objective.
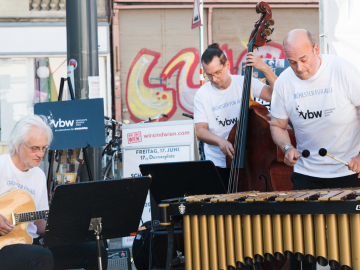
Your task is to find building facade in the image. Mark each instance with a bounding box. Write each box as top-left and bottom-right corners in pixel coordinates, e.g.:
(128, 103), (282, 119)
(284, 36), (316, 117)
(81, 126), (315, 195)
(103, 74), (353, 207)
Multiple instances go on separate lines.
(0, 0), (111, 154)
(0, 0), (319, 154)
(111, 0), (319, 123)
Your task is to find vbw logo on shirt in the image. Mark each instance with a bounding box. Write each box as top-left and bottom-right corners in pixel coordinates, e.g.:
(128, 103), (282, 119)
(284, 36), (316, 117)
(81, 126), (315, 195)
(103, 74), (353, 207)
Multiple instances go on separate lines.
(216, 116), (238, 127)
(296, 105), (322, 120)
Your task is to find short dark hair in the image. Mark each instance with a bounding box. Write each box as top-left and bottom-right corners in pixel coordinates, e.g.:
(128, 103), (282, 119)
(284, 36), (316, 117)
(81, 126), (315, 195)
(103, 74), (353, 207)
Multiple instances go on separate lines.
(201, 43), (227, 65)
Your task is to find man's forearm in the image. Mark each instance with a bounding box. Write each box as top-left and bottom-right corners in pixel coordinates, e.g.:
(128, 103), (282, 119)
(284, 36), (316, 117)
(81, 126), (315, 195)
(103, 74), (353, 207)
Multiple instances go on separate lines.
(196, 127), (226, 146)
(262, 65), (277, 91)
(270, 124), (292, 150)
(34, 219), (47, 235)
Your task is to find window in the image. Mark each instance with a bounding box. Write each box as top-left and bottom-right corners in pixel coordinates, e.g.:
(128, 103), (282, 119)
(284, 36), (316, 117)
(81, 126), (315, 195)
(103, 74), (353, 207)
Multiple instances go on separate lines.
(0, 56), (109, 142)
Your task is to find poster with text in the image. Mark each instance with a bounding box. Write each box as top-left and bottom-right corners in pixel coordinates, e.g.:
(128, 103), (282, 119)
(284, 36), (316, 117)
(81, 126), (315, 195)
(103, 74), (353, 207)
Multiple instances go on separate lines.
(121, 120), (195, 246)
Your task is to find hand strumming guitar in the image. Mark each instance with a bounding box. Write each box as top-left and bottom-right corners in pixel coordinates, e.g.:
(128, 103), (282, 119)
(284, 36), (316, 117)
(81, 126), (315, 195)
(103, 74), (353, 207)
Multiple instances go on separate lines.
(0, 214), (14, 236)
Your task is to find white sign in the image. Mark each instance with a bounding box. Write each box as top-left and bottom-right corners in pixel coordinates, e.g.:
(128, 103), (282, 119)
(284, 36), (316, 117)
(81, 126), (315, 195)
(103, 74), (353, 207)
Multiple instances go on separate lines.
(124, 145), (191, 178)
(88, 76), (100, 99)
(121, 120), (195, 247)
(122, 120), (194, 148)
(0, 25), (109, 54)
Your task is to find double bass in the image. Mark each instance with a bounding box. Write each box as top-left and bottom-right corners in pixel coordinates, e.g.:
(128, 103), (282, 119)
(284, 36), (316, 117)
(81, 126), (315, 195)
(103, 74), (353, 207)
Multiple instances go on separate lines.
(226, 3), (295, 269)
(226, 1), (295, 194)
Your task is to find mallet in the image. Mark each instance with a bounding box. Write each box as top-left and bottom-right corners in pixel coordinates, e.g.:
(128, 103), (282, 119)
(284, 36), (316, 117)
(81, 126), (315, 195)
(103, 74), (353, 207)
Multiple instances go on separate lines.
(318, 148), (349, 166)
(296, 149), (310, 159)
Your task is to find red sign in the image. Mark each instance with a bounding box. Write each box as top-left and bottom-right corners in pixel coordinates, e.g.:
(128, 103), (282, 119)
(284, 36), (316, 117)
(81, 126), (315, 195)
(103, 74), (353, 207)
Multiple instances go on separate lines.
(191, 0), (201, 29)
(127, 131), (142, 144)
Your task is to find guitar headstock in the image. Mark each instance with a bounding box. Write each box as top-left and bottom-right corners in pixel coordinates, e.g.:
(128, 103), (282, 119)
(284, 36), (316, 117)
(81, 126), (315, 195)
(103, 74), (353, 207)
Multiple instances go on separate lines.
(249, 1), (275, 49)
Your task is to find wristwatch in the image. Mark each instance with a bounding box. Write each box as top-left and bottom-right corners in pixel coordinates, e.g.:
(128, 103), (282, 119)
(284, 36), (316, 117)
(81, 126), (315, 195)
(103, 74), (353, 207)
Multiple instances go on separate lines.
(282, 144), (294, 154)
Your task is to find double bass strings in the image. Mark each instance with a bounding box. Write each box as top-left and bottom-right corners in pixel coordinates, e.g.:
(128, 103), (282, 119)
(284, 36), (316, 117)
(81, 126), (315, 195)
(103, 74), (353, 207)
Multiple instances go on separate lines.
(228, 48), (254, 193)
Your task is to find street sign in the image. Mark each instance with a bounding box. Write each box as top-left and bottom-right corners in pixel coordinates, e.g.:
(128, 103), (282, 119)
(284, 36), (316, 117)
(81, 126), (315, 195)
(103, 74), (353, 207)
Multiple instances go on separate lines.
(191, 0), (201, 29)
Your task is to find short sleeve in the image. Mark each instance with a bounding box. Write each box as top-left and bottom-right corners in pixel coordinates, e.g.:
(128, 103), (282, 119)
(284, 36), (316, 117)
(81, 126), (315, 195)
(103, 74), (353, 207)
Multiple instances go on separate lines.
(250, 77), (266, 99)
(346, 68), (360, 107)
(194, 91), (208, 124)
(270, 79), (289, 119)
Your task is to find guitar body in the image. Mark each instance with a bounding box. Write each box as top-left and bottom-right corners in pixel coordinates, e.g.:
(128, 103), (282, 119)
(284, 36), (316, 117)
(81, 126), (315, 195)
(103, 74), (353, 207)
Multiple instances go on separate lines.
(0, 189), (36, 249)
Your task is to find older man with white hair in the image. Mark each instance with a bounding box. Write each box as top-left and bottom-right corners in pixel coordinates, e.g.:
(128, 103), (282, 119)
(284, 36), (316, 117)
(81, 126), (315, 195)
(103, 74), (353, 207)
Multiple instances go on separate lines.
(0, 114), (107, 270)
(270, 29), (360, 270)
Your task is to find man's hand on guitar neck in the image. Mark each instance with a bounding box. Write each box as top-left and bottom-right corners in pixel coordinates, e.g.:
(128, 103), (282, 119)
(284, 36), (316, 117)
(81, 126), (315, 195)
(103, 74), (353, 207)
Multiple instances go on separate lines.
(0, 214), (14, 236)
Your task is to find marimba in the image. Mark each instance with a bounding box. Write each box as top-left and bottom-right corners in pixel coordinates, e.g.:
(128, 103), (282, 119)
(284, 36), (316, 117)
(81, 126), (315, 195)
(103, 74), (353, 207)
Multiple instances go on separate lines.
(159, 189), (360, 270)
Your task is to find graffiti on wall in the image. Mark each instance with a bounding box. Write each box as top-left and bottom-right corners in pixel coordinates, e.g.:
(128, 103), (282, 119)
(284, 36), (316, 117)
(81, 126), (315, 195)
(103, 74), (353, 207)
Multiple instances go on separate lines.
(126, 42), (286, 122)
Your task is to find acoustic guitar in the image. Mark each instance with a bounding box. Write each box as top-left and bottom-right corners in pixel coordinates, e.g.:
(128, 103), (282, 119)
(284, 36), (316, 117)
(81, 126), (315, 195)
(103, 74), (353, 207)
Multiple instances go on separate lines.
(0, 189), (49, 249)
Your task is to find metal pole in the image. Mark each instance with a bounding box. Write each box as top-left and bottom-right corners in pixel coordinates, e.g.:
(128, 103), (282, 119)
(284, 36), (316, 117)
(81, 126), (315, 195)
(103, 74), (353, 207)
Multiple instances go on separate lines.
(199, 0), (205, 86)
(66, 0), (102, 181)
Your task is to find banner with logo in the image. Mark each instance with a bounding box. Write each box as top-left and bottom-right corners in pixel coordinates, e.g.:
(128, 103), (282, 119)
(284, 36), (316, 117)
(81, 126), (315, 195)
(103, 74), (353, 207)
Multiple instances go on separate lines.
(34, 98), (105, 150)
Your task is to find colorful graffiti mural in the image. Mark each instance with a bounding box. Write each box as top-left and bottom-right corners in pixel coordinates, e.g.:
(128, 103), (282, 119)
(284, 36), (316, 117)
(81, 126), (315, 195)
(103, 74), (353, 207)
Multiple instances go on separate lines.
(126, 42), (286, 122)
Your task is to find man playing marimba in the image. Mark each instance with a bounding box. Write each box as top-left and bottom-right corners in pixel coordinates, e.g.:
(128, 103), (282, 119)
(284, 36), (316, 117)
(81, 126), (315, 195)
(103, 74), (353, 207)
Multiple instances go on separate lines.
(270, 29), (360, 270)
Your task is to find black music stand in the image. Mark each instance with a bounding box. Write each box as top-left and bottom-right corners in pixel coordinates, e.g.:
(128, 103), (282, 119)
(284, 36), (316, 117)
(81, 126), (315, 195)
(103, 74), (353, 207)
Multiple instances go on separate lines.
(140, 160), (226, 230)
(42, 177), (151, 270)
(139, 161), (226, 269)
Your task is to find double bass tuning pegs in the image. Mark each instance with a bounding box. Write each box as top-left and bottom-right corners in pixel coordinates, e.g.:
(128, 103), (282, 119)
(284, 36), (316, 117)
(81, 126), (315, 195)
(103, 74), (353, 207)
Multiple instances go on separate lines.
(260, 29), (272, 40)
(264, 29), (271, 36)
(264, 19), (275, 27)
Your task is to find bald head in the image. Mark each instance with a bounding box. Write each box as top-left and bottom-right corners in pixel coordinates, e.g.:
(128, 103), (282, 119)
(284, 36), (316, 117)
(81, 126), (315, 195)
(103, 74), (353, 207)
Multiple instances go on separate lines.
(283, 29), (316, 52)
(282, 29), (321, 80)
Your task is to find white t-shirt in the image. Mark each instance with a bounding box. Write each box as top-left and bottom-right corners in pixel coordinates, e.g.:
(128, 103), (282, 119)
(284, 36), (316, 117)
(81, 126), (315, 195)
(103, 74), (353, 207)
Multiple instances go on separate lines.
(271, 54), (360, 178)
(0, 154), (49, 238)
(194, 74), (265, 167)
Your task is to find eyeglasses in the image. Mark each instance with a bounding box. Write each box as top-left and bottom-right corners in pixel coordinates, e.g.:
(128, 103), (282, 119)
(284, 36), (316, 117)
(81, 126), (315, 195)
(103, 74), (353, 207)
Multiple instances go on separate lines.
(203, 66), (225, 81)
(24, 143), (49, 153)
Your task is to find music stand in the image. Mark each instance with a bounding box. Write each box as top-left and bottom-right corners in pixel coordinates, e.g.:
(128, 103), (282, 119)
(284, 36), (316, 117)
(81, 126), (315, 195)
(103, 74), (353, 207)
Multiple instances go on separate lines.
(139, 160), (226, 230)
(139, 161), (225, 269)
(42, 177), (151, 270)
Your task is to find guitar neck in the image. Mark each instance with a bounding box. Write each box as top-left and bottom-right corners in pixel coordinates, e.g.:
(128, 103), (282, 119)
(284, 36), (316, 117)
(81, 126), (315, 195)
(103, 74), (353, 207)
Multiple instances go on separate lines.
(14, 210), (49, 225)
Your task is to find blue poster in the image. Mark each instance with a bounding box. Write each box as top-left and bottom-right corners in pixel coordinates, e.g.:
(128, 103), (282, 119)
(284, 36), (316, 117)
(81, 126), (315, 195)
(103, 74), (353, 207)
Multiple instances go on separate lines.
(34, 98), (105, 150)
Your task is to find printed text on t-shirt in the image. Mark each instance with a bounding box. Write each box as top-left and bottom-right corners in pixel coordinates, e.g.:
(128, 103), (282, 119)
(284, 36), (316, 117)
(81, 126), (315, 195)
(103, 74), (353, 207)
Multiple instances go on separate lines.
(212, 99), (241, 111)
(216, 117), (238, 127)
(7, 180), (35, 195)
(293, 87), (333, 99)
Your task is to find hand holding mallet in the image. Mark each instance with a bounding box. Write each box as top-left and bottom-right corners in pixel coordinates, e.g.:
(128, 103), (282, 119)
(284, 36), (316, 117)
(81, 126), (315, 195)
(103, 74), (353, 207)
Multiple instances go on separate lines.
(318, 148), (349, 166)
(296, 149), (310, 159)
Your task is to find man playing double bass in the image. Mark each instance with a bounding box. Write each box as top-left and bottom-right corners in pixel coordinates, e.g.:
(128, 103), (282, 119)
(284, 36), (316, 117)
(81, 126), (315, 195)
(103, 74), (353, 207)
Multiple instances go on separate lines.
(270, 29), (360, 270)
(194, 43), (277, 187)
